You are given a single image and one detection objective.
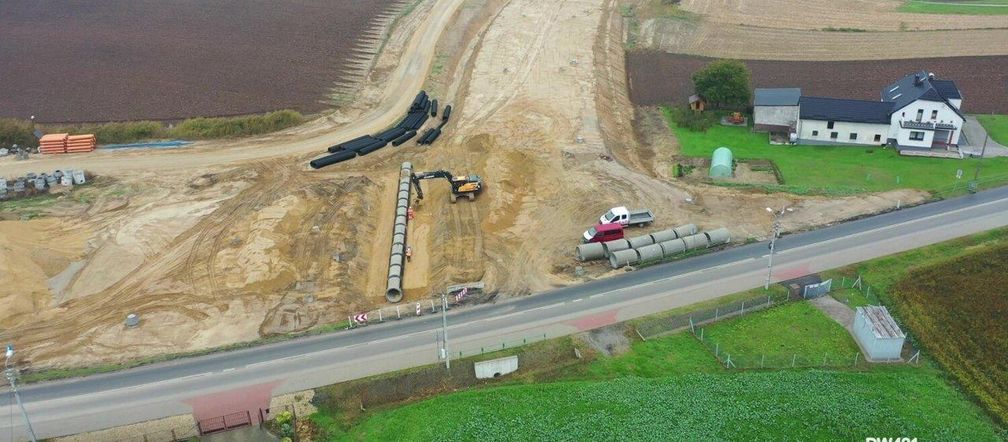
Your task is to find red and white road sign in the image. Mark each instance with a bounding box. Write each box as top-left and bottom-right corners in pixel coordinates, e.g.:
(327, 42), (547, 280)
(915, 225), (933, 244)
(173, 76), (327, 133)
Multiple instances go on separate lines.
(455, 287), (468, 302)
(353, 313), (368, 323)
(416, 303), (422, 316)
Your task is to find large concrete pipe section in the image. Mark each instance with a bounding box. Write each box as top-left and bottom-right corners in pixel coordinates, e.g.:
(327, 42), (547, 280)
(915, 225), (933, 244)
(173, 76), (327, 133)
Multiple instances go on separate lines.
(659, 239), (687, 257)
(627, 234), (655, 249)
(386, 161), (413, 302)
(681, 233), (709, 250)
(704, 227), (731, 246)
(649, 229), (677, 244)
(636, 244), (663, 262)
(608, 249), (640, 269)
(575, 242), (606, 261)
(673, 224), (697, 239)
(602, 238), (631, 256)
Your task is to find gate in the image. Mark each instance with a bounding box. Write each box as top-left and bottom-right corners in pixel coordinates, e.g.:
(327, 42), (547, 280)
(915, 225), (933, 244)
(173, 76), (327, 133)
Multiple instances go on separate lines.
(198, 410), (252, 435)
(802, 279), (833, 299)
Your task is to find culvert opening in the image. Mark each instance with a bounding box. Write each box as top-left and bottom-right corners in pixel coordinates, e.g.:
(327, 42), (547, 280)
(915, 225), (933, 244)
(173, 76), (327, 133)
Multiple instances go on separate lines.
(385, 288), (403, 303)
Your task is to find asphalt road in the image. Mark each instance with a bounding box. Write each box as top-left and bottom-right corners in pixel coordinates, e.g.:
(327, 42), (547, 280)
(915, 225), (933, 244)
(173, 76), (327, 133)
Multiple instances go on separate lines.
(2, 185), (1008, 440)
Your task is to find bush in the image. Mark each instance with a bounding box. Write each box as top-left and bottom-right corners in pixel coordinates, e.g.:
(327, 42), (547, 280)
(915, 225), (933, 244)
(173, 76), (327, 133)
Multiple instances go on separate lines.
(170, 110), (304, 139)
(667, 106), (716, 132)
(0, 118), (38, 148)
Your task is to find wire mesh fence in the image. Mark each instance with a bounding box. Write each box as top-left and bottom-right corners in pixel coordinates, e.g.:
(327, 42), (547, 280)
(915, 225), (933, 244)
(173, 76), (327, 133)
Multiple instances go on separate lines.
(635, 291), (790, 339)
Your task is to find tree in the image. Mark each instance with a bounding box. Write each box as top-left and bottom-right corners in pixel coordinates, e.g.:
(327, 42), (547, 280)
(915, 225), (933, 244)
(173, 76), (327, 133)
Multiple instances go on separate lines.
(691, 59), (751, 109)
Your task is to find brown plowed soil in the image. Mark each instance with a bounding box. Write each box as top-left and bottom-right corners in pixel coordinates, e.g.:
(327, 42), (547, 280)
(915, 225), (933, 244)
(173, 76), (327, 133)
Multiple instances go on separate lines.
(0, 0), (401, 123)
(627, 53), (1008, 114)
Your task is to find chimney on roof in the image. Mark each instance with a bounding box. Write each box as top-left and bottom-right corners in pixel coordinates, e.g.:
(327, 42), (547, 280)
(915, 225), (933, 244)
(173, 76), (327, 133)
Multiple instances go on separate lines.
(913, 74), (924, 86)
(928, 72), (935, 79)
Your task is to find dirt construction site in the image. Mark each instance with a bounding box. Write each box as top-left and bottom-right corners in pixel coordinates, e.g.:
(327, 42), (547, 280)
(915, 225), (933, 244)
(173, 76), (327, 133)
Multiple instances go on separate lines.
(0, 0), (941, 369)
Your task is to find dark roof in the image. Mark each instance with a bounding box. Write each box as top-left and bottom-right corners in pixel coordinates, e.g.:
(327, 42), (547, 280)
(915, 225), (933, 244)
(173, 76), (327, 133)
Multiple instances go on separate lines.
(799, 96), (893, 124)
(754, 88), (801, 106)
(882, 71), (962, 112)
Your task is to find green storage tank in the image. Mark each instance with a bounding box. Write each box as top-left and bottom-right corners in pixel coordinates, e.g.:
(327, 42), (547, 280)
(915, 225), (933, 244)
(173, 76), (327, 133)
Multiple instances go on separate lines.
(709, 147), (733, 178)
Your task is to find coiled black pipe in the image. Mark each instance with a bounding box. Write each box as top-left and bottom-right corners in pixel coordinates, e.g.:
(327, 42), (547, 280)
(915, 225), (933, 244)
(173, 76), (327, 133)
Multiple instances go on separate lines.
(392, 130), (417, 146)
(310, 150), (356, 169)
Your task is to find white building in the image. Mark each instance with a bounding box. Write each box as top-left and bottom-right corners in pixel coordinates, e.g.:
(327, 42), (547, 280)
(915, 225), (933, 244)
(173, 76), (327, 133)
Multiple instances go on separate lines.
(852, 306), (906, 361)
(760, 72), (965, 151)
(753, 88), (801, 134)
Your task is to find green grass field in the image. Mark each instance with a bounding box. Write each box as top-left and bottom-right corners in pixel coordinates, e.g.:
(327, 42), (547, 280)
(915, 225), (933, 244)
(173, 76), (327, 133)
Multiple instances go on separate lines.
(698, 301), (861, 367)
(663, 107), (1008, 195)
(900, 0), (1008, 15)
(978, 114), (1008, 145)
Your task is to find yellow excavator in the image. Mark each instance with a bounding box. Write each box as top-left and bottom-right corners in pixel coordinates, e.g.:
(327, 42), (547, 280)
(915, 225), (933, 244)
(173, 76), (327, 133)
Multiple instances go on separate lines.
(410, 170), (484, 203)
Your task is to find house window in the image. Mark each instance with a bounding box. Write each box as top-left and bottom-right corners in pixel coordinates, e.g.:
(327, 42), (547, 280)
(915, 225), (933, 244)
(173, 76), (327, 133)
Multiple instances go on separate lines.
(931, 110), (938, 120)
(827, 121), (835, 129)
(910, 131), (925, 141)
(916, 109), (924, 122)
(849, 133), (858, 141)
(830, 131), (838, 139)
(812, 130), (819, 136)
(874, 134), (882, 142)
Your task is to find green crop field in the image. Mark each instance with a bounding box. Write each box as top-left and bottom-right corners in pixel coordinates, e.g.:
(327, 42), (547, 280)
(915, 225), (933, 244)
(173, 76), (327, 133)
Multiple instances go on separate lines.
(337, 369), (1000, 441)
(662, 107), (1008, 195)
(900, 0), (1008, 15)
(978, 114), (1008, 145)
(697, 301), (861, 367)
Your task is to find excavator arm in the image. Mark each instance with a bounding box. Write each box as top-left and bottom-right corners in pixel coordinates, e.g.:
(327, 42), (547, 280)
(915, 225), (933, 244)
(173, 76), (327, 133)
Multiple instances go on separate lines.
(410, 170), (454, 200)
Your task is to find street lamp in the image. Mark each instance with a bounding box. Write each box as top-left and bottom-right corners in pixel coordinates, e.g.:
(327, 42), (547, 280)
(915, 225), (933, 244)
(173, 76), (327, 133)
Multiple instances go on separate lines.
(5, 344), (38, 442)
(764, 206), (794, 290)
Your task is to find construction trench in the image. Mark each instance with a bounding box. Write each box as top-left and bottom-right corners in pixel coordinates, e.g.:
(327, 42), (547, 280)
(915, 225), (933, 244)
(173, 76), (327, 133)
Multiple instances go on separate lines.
(385, 161), (413, 303)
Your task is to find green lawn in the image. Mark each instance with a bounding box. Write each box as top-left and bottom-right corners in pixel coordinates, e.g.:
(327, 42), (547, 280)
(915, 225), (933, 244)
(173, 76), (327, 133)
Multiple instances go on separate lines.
(663, 107), (1008, 195)
(587, 332), (722, 377)
(338, 369), (1001, 441)
(978, 114), (1008, 146)
(900, 0), (1008, 14)
(698, 301), (861, 367)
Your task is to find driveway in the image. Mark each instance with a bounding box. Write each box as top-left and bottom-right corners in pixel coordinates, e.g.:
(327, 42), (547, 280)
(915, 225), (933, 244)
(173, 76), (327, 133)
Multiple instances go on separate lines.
(961, 116), (1008, 158)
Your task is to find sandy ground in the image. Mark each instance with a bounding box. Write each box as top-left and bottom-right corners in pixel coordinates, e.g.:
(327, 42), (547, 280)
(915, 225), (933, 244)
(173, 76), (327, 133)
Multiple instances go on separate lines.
(633, 0), (1008, 60)
(0, 0), (932, 369)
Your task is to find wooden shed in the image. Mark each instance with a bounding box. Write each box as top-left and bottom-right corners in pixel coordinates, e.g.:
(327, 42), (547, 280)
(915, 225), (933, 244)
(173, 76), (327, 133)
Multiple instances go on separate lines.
(688, 95), (706, 112)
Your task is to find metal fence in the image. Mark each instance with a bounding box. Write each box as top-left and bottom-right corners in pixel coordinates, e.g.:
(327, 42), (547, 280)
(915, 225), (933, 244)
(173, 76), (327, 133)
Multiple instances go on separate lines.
(635, 292), (789, 339)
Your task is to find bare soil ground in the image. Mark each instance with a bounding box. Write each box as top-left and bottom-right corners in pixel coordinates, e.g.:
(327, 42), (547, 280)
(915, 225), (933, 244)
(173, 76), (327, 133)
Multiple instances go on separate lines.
(0, 0), (931, 369)
(0, 0), (404, 122)
(632, 0), (1008, 60)
(627, 53), (1008, 114)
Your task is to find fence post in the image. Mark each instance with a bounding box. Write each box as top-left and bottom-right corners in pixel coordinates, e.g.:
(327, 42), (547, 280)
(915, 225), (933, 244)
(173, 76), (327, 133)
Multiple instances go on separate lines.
(715, 343), (719, 358)
(866, 286), (872, 299)
(767, 294), (772, 306)
(715, 308), (719, 321)
(396, 306), (401, 320)
(689, 316), (694, 334)
(430, 299), (436, 313)
(853, 352), (859, 367)
(842, 277), (846, 288)
(741, 301), (745, 316)
(791, 354), (796, 367)
(348, 315), (353, 328)
(761, 354), (765, 369)
(378, 309), (382, 322)
(699, 328), (704, 341)
(822, 352), (827, 367)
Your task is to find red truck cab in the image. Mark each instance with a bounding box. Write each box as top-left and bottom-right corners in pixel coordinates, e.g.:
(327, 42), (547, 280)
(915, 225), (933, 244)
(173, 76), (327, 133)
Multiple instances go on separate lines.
(583, 223), (624, 243)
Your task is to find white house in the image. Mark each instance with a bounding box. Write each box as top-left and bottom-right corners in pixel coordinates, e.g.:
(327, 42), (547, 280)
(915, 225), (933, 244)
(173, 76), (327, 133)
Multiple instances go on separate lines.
(753, 88), (801, 134)
(759, 72), (965, 151)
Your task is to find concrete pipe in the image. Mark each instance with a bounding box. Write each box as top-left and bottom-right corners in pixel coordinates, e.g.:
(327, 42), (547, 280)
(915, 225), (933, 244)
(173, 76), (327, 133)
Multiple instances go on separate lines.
(394, 224), (406, 236)
(627, 234), (655, 249)
(575, 242), (606, 261)
(390, 253), (403, 268)
(386, 277), (403, 303)
(402, 161), (412, 170)
(398, 199), (409, 209)
(649, 229), (677, 244)
(608, 249), (640, 269)
(659, 239), (687, 257)
(391, 243), (404, 256)
(396, 206), (407, 217)
(681, 233), (709, 250)
(395, 215), (408, 227)
(393, 233), (405, 245)
(602, 239), (631, 256)
(673, 224), (697, 238)
(398, 190), (410, 200)
(389, 264), (402, 279)
(636, 243), (663, 262)
(704, 227), (731, 246)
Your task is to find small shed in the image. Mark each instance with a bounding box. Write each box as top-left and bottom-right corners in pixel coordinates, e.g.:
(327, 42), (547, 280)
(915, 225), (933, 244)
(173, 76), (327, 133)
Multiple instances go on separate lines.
(852, 306), (906, 361)
(709, 147), (733, 178)
(688, 94), (706, 112)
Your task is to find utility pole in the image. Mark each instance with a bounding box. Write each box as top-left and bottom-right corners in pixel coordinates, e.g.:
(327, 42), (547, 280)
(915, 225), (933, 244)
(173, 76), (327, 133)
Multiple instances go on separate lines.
(5, 344), (38, 442)
(440, 291), (450, 371)
(764, 206), (793, 290)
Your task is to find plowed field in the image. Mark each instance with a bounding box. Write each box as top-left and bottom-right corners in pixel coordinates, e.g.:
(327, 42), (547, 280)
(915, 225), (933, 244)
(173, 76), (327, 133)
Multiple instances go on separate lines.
(627, 53), (1008, 114)
(0, 0), (400, 123)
